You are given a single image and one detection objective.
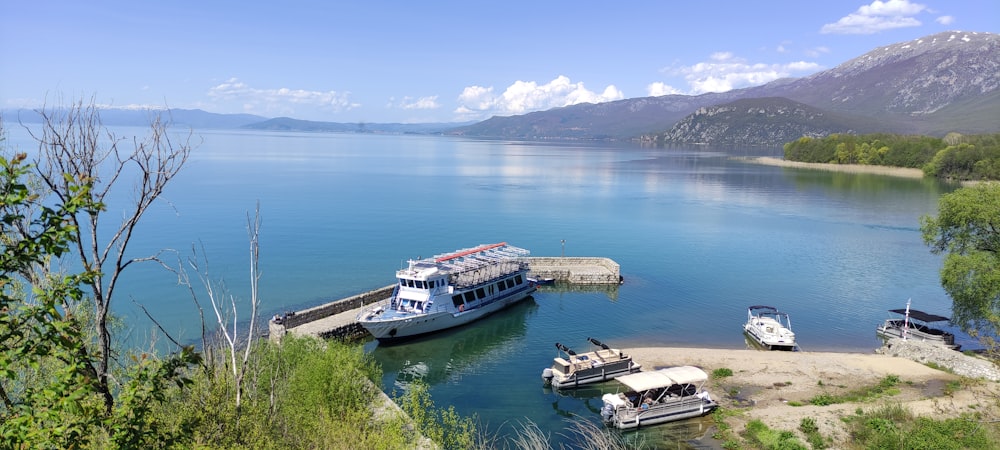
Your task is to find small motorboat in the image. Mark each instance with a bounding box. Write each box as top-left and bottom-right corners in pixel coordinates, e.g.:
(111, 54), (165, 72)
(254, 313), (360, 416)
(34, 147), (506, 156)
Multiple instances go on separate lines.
(744, 305), (797, 351)
(527, 276), (555, 285)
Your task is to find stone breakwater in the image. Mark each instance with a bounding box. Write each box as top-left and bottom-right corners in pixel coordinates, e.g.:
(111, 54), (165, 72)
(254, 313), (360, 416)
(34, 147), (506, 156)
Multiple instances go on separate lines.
(876, 338), (1000, 381)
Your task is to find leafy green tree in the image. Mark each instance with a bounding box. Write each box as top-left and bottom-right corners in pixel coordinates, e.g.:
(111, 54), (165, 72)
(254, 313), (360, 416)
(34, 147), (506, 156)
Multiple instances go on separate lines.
(920, 183), (1000, 340)
(1, 150), (105, 447)
(2, 111), (201, 448)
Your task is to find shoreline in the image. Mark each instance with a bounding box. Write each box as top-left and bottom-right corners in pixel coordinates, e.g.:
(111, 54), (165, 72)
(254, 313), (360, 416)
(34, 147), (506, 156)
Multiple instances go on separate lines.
(626, 345), (999, 446)
(745, 156), (927, 178)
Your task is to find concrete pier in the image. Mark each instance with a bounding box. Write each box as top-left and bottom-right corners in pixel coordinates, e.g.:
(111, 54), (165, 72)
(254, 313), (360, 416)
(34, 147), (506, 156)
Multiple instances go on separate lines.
(269, 256), (620, 342)
(526, 256), (621, 284)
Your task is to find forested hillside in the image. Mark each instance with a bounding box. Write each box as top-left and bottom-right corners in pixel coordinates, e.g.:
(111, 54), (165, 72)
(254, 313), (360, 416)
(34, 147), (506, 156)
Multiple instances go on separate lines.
(783, 133), (1000, 181)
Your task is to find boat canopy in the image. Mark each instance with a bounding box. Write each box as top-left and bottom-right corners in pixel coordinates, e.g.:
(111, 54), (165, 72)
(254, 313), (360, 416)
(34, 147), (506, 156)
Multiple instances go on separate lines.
(400, 242), (530, 278)
(615, 366), (708, 392)
(889, 309), (950, 323)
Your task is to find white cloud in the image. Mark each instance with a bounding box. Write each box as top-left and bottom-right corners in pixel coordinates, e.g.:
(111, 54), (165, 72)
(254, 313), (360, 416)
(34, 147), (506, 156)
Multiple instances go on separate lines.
(821, 0), (926, 34)
(804, 46), (831, 58)
(388, 96), (440, 110)
(659, 54), (821, 95)
(454, 75), (624, 120)
(936, 15), (954, 25)
(647, 82), (682, 97)
(207, 78), (359, 116)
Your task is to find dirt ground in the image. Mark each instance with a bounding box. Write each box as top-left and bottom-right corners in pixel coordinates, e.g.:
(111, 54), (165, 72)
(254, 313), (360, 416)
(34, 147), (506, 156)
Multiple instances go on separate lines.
(627, 347), (1000, 447)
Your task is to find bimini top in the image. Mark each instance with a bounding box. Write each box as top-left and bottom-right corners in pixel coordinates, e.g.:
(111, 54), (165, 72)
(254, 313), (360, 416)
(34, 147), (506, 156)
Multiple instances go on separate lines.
(889, 309), (950, 323)
(615, 366), (708, 392)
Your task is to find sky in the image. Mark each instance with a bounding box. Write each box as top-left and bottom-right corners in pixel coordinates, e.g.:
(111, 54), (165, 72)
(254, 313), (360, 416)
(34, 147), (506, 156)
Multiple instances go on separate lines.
(1, 0), (997, 124)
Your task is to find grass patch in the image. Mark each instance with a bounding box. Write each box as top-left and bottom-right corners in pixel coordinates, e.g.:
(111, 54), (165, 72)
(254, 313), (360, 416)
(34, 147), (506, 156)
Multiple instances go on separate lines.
(807, 375), (901, 406)
(743, 419), (808, 450)
(943, 379), (962, 396)
(710, 407), (744, 450)
(924, 361), (956, 374)
(799, 417), (828, 449)
(713, 367), (734, 378)
(845, 403), (997, 449)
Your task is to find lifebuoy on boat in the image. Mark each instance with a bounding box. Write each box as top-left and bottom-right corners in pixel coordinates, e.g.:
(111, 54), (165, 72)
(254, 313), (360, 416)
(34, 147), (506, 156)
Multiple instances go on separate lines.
(459, 304), (464, 312)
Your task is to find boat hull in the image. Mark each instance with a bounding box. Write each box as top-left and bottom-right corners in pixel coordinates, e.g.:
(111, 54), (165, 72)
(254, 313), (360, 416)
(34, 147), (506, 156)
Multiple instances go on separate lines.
(602, 396), (716, 430)
(743, 325), (796, 351)
(876, 320), (959, 350)
(361, 286), (534, 343)
(549, 360), (641, 389)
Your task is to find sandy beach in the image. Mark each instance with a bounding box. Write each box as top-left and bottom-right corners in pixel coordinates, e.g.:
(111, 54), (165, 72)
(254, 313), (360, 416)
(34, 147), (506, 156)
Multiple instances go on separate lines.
(747, 156), (927, 178)
(628, 346), (1000, 446)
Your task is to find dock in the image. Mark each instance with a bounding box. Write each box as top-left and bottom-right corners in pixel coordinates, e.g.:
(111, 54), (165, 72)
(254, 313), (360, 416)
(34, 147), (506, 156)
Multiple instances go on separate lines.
(268, 257), (620, 342)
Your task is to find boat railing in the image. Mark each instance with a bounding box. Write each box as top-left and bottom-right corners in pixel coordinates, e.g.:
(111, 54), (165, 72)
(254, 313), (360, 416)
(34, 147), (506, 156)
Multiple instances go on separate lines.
(624, 394), (703, 413)
(450, 261), (529, 288)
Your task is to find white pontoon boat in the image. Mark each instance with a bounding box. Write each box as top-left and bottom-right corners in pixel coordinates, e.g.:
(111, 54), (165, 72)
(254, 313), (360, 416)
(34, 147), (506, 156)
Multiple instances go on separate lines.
(541, 337), (641, 389)
(600, 366), (717, 430)
(876, 299), (959, 350)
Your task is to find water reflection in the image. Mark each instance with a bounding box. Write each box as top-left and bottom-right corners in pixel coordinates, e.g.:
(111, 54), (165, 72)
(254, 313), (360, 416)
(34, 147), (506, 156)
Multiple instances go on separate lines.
(535, 281), (621, 302)
(370, 298), (538, 391)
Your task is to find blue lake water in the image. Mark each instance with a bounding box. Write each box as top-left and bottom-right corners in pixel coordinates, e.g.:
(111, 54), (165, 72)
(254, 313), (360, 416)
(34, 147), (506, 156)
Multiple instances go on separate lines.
(3, 126), (965, 447)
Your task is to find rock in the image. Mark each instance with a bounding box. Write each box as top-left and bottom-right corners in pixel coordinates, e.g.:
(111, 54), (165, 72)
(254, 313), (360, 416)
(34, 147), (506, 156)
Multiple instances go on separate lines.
(876, 338), (1000, 381)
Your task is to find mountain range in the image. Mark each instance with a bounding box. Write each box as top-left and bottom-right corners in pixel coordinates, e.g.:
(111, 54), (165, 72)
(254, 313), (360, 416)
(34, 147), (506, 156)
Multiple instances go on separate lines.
(452, 31), (999, 144)
(4, 31), (997, 146)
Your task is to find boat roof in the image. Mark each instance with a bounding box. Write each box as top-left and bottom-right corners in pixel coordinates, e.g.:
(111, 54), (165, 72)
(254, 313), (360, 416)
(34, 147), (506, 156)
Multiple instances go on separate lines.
(615, 366), (708, 391)
(399, 242), (530, 278)
(749, 305), (788, 316)
(889, 309), (950, 323)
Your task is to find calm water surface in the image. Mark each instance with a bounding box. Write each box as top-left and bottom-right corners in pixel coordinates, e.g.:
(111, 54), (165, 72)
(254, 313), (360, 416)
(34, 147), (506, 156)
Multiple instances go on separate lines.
(4, 127), (964, 447)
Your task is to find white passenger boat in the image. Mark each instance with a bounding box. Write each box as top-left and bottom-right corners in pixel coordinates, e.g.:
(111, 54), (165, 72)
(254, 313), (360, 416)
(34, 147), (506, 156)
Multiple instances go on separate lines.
(743, 305), (797, 351)
(600, 366), (717, 430)
(358, 242), (536, 342)
(876, 299), (959, 350)
(541, 337), (642, 389)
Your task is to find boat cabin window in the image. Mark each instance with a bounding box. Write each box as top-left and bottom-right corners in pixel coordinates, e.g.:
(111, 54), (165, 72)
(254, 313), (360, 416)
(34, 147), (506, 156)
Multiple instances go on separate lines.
(505, 279), (515, 289)
(496, 281), (506, 291)
(464, 291), (476, 303)
(452, 295), (463, 307)
(515, 275), (523, 284)
(475, 288), (486, 299)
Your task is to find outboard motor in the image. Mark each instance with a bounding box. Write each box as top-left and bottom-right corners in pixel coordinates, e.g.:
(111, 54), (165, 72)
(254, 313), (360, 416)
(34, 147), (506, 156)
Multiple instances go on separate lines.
(600, 395), (617, 423)
(541, 367), (553, 384)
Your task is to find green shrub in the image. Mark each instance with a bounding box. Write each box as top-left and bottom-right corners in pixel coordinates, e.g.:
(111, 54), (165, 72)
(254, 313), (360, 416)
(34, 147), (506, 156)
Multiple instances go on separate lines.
(712, 368), (734, 378)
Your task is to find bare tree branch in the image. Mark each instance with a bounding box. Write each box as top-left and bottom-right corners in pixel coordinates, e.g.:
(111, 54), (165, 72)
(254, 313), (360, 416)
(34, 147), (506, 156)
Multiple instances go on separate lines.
(26, 97), (194, 412)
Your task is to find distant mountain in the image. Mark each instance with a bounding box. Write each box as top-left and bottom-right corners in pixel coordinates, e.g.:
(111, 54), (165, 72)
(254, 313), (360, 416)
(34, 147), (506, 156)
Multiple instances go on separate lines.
(1, 107), (471, 135)
(3, 108), (267, 129)
(450, 31), (1000, 143)
(243, 117), (471, 134)
(446, 91), (746, 140)
(752, 31), (1000, 134)
(650, 97), (873, 146)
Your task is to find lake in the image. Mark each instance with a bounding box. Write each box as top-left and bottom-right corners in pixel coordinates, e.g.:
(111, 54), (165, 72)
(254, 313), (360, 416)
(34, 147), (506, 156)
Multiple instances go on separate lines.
(3, 126), (964, 447)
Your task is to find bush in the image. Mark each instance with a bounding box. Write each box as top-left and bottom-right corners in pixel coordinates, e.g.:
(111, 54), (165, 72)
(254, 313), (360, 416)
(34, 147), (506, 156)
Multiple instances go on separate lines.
(712, 368), (734, 378)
